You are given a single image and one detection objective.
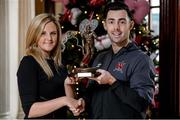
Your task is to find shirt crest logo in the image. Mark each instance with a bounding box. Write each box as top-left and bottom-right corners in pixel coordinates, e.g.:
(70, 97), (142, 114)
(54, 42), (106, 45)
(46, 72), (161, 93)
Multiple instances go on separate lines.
(113, 61), (126, 73)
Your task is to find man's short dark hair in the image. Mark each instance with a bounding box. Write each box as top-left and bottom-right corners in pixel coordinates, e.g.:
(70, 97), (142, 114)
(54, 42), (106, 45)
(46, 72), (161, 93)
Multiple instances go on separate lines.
(103, 1), (133, 20)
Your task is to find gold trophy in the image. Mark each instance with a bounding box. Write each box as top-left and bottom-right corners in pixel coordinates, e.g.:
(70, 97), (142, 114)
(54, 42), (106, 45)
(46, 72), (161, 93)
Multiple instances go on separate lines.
(72, 19), (100, 78)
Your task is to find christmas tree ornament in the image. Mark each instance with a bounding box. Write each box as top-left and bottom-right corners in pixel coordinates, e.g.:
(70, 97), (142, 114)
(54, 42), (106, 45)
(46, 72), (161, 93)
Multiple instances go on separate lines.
(62, 30), (82, 49)
(79, 19), (98, 34)
(70, 8), (82, 25)
(95, 34), (111, 51)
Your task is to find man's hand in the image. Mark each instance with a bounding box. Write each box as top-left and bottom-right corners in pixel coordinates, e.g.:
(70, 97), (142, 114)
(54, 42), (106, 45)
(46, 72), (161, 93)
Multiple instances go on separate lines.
(90, 69), (116, 85)
(70, 98), (85, 116)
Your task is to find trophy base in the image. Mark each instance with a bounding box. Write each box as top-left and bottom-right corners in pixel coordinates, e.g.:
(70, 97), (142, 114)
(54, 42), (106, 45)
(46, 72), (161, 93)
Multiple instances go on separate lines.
(74, 67), (100, 78)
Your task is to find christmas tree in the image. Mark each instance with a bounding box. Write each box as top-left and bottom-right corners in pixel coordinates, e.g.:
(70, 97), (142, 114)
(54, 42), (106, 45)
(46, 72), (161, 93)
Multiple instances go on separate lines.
(52, 0), (159, 118)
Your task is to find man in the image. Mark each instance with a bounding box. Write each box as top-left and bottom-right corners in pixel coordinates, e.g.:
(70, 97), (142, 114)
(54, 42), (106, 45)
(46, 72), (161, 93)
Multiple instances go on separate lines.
(81, 1), (155, 119)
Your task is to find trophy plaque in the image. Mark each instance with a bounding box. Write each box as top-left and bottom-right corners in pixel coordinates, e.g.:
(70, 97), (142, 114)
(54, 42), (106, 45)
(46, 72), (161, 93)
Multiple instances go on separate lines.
(74, 67), (100, 78)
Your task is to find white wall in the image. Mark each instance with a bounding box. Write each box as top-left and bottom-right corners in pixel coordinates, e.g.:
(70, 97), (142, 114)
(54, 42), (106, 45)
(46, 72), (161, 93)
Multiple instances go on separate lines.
(8, 0), (19, 118)
(0, 0), (11, 118)
(0, 0), (35, 119)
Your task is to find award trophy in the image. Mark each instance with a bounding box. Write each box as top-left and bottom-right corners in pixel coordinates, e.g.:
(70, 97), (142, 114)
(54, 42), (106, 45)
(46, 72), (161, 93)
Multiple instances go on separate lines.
(74, 67), (101, 78)
(73, 20), (100, 78)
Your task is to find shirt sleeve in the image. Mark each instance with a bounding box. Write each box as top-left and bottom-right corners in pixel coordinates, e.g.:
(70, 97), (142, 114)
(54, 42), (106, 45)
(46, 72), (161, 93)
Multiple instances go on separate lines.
(130, 54), (155, 104)
(17, 56), (39, 117)
(110, 54), (155, 113)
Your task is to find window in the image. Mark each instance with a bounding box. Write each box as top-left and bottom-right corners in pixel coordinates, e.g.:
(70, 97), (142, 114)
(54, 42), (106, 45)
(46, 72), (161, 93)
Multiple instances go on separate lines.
(146, 0), (160, 36)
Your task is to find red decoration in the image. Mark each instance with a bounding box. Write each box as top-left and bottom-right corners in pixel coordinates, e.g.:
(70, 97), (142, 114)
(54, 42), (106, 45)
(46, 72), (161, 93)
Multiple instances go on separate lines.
(125, 0), (150, 24)
(155, 67), (159, 74)
(135, 34), (143, 45)
(52, 0), (77, 14)
(81, 54), (91, 66)
(80, 77), (89, 88)
(59, 9), (71, 23)
(89, 0), (105, 7)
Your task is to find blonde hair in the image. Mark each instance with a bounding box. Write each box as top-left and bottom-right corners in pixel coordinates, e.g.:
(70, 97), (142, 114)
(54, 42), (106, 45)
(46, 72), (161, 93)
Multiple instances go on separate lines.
(25, 13), (62, 79)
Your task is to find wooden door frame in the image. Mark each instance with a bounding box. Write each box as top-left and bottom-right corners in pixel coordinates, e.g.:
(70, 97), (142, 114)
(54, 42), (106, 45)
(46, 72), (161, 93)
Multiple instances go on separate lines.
(159, 0), (180, 118)
(35, 0), (54, 15)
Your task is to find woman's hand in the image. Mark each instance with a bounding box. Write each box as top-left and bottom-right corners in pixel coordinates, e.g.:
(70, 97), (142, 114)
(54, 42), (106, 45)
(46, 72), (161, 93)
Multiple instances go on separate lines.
(64, 76), (77, 85)
(64, 76), (78, 98)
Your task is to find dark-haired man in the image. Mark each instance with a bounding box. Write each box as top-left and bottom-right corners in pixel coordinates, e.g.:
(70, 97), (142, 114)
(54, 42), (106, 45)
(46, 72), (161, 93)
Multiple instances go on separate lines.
(81, 1), (155, 119)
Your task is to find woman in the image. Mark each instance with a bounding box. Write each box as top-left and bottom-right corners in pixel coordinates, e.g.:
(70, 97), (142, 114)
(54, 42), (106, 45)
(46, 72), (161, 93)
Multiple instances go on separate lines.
(17, 13), (82, 119)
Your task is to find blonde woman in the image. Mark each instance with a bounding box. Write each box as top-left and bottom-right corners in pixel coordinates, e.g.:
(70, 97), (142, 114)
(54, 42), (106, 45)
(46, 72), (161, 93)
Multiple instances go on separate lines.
(17, 13), (83, 119)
